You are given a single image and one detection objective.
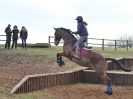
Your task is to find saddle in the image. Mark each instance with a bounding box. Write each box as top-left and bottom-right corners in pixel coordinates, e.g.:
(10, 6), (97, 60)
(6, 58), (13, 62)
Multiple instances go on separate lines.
(72, 39), (92, 58)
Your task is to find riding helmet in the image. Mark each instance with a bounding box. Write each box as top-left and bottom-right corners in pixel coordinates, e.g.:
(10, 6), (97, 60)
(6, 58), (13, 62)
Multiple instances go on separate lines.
(75, 16), (83, 22)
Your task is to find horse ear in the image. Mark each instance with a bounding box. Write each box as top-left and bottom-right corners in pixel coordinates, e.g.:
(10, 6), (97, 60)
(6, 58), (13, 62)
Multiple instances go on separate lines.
(53, 27), (57, 31)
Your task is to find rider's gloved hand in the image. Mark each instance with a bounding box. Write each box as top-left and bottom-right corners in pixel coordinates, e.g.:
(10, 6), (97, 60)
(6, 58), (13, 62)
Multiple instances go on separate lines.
(71, 32), (75, 34)
(72, 32), (78, 35)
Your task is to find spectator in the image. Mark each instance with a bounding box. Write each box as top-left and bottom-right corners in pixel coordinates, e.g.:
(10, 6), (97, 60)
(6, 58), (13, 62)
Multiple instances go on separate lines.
(20, 26), (28, 48)
(11, 25), (19, 49)
(5, 24), (12, 49)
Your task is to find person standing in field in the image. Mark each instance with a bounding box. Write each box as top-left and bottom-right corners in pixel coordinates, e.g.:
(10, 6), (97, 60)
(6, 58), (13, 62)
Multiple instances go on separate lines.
(20, 26), (28, 48)
(11, 25), (19, 49)
(4, 24), (12, 49)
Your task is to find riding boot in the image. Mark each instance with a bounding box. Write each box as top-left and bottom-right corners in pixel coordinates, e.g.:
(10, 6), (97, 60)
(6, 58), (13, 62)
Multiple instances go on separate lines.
(74, 49), (80, 58)
(78, 49), (80, 58)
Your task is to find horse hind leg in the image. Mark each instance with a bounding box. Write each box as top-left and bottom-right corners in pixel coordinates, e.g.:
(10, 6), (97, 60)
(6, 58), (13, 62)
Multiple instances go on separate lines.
(96, 71), (112, 95)
(95, 65), (112, 95)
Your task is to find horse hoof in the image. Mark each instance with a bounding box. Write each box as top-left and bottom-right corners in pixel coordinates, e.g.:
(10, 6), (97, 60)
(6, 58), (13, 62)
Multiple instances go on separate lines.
(59, 64), (62, 67)
(62, 61), (65, 65)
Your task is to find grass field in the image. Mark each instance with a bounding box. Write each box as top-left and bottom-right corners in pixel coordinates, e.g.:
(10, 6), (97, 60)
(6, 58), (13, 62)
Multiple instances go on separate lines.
(1, 46), (133, 59)
(0, 46), (133, 99)
(94, 47), (133, 58)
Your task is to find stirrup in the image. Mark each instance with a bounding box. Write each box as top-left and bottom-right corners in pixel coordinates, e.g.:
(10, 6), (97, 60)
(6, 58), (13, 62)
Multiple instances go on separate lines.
(73, 53), (80, 59)
(88, 46), (92, 49)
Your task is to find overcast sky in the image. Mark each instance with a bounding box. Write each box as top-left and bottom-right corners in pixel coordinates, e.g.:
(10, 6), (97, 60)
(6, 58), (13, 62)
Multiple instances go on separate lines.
(0, 0), (133, 43)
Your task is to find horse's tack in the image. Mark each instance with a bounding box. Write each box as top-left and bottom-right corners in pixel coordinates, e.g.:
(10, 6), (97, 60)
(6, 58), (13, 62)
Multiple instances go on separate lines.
(80, 48), (90, 56)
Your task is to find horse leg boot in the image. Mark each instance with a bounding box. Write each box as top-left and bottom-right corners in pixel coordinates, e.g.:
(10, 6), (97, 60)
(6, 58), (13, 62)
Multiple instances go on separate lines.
(106, 79), (112, 95)
(56, 53), (65, 67)
(105, 76), (112, 95)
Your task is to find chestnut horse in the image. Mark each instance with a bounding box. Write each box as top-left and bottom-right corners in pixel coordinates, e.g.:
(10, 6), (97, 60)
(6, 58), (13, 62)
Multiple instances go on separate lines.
(54, 27), (131, 95)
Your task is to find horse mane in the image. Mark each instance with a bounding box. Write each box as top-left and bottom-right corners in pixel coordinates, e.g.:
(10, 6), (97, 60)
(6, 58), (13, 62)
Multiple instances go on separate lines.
(59, 27), (76, 39)
(60, 27), (71, 33)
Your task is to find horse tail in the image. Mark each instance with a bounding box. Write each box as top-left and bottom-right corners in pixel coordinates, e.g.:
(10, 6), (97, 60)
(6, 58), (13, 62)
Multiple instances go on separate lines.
(106, 58), (131, 72)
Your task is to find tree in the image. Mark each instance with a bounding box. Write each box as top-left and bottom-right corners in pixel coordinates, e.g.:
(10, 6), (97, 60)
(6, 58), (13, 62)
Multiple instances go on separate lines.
(107, 34), (133, 48)
(117, 34), (133, 48)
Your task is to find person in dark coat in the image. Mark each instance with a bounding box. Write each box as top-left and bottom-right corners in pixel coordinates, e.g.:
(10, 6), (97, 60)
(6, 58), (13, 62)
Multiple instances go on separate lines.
(73, 16), (89, 58)
(20, 26), (28, 48)
(5, 24), (12, 49)
(11, 25), (19, 49)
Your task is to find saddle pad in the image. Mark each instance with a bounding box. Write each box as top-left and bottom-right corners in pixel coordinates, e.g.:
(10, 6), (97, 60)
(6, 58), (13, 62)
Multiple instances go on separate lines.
(80, 48), (91, 56)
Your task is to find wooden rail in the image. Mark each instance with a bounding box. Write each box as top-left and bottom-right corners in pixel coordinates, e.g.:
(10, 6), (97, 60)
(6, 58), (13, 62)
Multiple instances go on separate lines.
(83, 70), (133, 85)
(10, 58), (133, 94)
(48, 36), (131, 51)
(0, 35), (6, 41)
(10, 69), (83, 94)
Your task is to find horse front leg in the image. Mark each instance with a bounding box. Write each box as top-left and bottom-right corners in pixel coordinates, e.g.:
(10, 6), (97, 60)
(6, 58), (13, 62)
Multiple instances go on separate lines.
(56, 52), (65, 67)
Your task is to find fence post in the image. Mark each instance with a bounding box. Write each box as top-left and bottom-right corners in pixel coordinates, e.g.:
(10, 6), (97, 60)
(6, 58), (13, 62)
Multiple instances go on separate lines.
(126, 40), (128, 51)
(115, 40), (117, 51)
(102, 39), (104, 50)
(48, 36), (51, 47)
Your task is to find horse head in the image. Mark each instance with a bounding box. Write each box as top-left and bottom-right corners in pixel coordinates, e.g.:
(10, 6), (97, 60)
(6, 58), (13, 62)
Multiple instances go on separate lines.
(54, 27), (76, 46)
(54, 28), (63, 46)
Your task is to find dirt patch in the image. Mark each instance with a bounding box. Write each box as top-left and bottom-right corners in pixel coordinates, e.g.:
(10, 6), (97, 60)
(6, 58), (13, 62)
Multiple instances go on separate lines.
(35, 84), (133, 99)
(0, 48), (79, 91)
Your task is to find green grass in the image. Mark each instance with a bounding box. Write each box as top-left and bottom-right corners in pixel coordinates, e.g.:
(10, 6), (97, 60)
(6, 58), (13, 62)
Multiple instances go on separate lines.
(1, 45), (133, 59)
(0, 91), (37, 99)
(0, 46), (63, 60)
(93, 47), (133, 58)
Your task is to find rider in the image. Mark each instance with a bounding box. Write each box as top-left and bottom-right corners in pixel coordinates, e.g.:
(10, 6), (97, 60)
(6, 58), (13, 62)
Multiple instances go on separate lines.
(73, 16), (89, 58)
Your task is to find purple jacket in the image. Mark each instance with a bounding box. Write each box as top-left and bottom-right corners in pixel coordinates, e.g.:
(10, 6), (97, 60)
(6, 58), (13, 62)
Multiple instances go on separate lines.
(77, 22), (88, 36)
